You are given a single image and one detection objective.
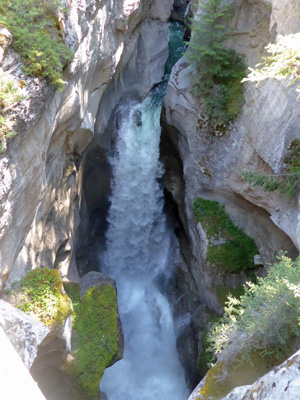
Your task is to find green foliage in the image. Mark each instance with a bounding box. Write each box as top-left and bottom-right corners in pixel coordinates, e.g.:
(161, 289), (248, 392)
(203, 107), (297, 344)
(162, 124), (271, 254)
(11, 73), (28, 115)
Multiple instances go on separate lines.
(65, 283), (119, 399)
(208, 253), (300, 363)
(0, 0), (73, 91)
(215, 285), (244, 307)
(186, 0), (246, 126)
(241, 139), (300, 197)
(18, 268), (71, 326)
(198, 313), (221, 377)
(243, 33), (300, 95)
(193, 198), (258, 272)
(0, 72), (25, 152)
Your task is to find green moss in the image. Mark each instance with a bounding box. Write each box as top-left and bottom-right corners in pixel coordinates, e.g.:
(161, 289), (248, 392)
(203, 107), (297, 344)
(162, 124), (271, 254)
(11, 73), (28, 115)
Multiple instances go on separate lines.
(193, 198), (258, 273)
(0, 0), (73, 91)
(18, 268), (71, 326)
(65, 283), (119, 399)
(197, 351), (281, 400)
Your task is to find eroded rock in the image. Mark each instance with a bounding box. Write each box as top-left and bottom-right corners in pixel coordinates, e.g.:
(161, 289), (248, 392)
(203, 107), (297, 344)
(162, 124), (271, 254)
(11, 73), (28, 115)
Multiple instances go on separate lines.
(219, 349), (300, 400)
(0, 299), (49, 369)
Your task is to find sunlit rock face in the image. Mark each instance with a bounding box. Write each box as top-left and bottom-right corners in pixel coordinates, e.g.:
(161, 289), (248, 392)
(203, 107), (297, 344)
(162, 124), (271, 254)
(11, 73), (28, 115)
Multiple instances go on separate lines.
(189, 349), (300, 400)
(0, 299), (49, 369)
(163, 0), (300, 306)
(0, 326), (47, 400)
(0, 0), (173, 287)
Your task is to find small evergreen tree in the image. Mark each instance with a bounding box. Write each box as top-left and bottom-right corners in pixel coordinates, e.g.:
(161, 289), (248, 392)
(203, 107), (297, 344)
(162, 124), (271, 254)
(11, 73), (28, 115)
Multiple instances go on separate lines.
(186, 0), (246, 126)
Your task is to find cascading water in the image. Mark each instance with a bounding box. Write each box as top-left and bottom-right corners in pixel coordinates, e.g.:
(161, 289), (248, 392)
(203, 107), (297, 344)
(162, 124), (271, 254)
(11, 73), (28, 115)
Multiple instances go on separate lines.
(100, 22), (188, 400)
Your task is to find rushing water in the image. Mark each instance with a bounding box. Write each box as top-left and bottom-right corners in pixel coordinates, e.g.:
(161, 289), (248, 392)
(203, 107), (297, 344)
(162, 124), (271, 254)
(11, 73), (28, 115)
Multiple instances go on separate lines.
(100, 23), (188, 400)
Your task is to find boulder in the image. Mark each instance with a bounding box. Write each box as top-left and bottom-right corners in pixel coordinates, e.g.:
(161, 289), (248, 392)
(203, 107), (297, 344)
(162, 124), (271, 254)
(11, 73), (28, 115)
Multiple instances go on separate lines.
(0, 299), (49, 369)
(0, 326), (46, 400)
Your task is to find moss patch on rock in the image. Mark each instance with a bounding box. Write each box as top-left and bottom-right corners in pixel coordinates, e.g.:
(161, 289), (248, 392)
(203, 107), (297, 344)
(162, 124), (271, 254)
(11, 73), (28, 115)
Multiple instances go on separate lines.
(197, 351), (283, 400)
(64, 282), (119, 399)
(17, 268), (71, 327)
(193, 198), (258, 273)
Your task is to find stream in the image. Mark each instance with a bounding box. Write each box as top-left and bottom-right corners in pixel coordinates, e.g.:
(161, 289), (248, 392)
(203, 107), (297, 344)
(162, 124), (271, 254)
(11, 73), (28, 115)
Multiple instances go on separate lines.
(100, 22), (188, 400)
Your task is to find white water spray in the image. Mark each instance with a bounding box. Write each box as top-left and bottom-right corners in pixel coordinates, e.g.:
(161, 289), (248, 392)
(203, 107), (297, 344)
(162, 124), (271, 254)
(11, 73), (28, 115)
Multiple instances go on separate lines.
(101, 93), (188, 400)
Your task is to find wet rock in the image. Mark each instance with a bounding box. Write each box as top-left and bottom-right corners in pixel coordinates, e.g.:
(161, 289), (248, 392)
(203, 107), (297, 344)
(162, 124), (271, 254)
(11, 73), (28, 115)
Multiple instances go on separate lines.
(171, 0), (190, 22)
(80, 271), (116, 297)
(133, 109), (143, 127)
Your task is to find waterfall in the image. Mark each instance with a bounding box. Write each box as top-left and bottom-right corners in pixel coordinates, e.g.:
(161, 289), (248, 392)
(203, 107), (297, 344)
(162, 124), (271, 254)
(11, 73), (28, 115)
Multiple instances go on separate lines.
(100, 89), (188, 399)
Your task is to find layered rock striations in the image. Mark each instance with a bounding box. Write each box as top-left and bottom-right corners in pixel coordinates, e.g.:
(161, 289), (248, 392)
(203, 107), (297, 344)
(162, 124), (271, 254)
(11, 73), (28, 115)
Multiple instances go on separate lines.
(163, 0), (300, 308)
(0, 1), (173, 398)
(163, 0), (300, 397)
(0, 0), (173, 289)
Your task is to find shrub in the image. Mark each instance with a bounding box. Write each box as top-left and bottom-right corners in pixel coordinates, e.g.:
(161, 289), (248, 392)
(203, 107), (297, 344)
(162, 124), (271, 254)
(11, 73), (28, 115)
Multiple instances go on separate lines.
(0, 0), (73, 91)
(208, 253), (300, 363)
(186, 0), (246, 126)
(18, 268), (71, 326)
(193, 198), (258, 273)
(0, 72), (25, 152)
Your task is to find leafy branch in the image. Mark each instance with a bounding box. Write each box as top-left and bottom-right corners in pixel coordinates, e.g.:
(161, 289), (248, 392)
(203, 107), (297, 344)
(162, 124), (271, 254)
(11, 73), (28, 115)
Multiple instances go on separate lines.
(243, 33), (300, 96)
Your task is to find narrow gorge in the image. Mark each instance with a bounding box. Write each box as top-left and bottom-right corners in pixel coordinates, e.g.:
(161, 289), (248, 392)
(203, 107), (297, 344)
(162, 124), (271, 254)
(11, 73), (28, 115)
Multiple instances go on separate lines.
(0, 1), (300, 400)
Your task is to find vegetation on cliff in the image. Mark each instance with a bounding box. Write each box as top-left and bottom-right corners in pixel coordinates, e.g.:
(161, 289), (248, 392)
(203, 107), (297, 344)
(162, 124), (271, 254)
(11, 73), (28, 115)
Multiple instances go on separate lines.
(194, 254), (300, 399)
(208, 253), (300, 363)
(186, 0), (246, 126)
(0, 72), (25, 152)
(193, 198), (258, 274)
(64, 282), (120, 399)
(0, 0), (73, 91)
(242, 139), (300, 197)
(243, 33), (300, 95)
(16, 268), (71, 326)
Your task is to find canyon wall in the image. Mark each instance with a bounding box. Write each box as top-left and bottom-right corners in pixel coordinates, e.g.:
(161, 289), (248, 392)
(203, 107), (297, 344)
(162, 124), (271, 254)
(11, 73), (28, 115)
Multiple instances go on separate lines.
(163, 0), (300, 398)
(0, 0), (173, 288)
(163, 0), (300, 311)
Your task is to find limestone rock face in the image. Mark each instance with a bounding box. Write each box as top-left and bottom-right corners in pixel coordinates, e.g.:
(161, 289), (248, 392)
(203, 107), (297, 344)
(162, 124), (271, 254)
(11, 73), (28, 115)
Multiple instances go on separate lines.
(163, 0), (300, 304)
(0, 26), (12, 63)
(188, 349), (300, 400)
(0, 299), (49, 369)
(164, 0), (300, 394)
(0, 326), (47, 400)
(0, 0), (173, 288)
(219, 349), (300, 400)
